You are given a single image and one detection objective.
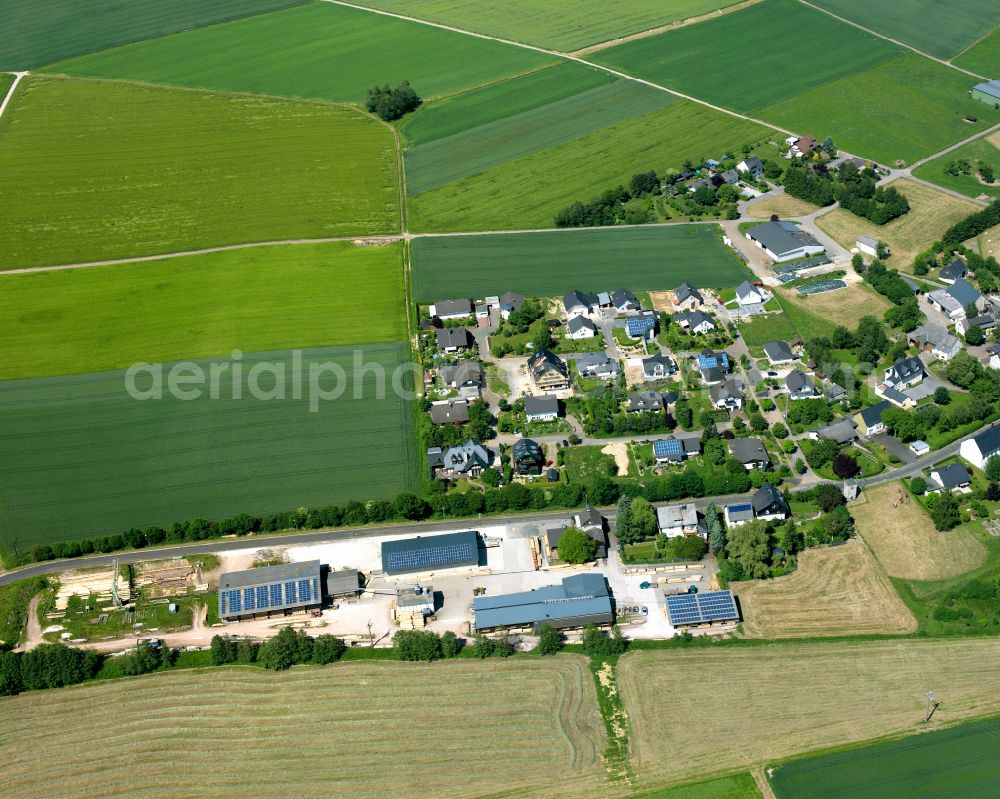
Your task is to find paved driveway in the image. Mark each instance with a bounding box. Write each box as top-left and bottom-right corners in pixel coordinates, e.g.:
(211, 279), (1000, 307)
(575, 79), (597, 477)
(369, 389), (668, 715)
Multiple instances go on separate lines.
(869, 432), (916, 464)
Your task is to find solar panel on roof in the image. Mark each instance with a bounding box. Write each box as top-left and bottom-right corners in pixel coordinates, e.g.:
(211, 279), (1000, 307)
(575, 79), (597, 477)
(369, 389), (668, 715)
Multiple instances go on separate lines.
(654, 439), (682, 456)
(667, 590), (739, 626)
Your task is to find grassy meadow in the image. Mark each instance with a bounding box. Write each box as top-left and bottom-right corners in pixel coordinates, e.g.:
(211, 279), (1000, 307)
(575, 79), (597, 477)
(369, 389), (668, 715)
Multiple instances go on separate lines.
(405, 80), (674, 194)
(913, 136), (1000, 201)
(0, 242), (407, 380)
(410, 225), (747, 300)
(759, 53), (1000, 166)
(353, 0), (745, 51)
(399, 62), (614, 147)
(0, 76), (399, 269)
(769, 716), (1000, 799)
(408, 100), (770, 231)
(0, 344), (417, 548)
(620, 639), (1000, 785)
(808, 0), (1000, 59)
(591, 0), (898, 112)
(0, 0), (307, 70)
(954, 28), (1000, 75)
(0, 658), (608, 799)
(44, 2), (556, 103)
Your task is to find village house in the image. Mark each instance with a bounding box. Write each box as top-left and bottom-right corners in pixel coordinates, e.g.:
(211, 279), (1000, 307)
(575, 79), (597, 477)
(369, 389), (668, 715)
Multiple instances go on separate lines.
(736, 156), (764, 180)
(512, 437), (545, 476)
(441, 361), (486, 398)
(927, 463), (972, 494)
(498, 292), (525, 319)
(908, 323), (962, 361)
(939, 258), (968, 284)
(430, 398), (470, 425)
(528, 349), (570, 393)
(853, 400), (892, 437)
(674, 310), (716, 334)
(641, 353), (677, 380)
(625, 311), (658, 340)
(960, 424), (1000, 470)
(728, 438), (770, 470)
(612, 289), (641, 313)
(627, 390), (673, 413)
(524, 395), (560, 423)
(784, 370), (821, 400)
(653, 438), (685, 464)
(763, 340), (797, 365)
(429, 298), (472, 320)
(735, 280), (771, 307)
(575, 352), (619, 380)
(566, 315), (598, 340)
(563, 290), (598, 319)
(697, 349), (730, 384)
(436, 328), (473, 353)
(927, 278), (983, 321)
(674, 282), (704, 310)
(427, 439), (495, 479)
(656, 503), (700, 537)
(856, 236), (878, 257)
(710, 377), (743, 410)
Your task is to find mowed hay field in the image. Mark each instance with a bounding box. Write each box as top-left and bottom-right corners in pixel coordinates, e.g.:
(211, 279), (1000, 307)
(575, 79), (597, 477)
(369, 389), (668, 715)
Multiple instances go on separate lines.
(733, 539), (917, 638)
(746, 193), (821, 219)
(816, 179), (981, 269)
(0, 0), (306, 70)
(851, 483), (986, 580)
(774, 281), (891, 329)
(0, 77), (399, 269)
(808, 0), (1000, 59)
(45, 2), (555, 103)
(354, 0), (745, 51)
(954, 27), (1000, 76)
(410, 225), (747, 300)
(769, 715), (1000, 799)
(913, 136), (1000, 201)
(619, 638), (1000, 784)
(0, 659), (608, 799)
(0, 344), (417, 548)
(408, 101), (771, 231)
(0, 242), (406, 381)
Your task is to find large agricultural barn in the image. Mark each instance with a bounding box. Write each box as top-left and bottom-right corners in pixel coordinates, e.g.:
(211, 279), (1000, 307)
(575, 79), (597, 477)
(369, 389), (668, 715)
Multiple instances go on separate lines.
(473, 573), (614, 632)
(381, 530), (481, 575)
(219, 560), (323, 621)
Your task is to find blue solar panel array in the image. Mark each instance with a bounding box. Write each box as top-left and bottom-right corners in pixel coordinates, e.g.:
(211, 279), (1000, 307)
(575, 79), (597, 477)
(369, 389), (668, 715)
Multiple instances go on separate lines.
(385, 541), (476, 573)
(626, 314), (656, 337)
(666, 590), (739, 626)
(653, 438), (682, 458)
(697, 352), (729, 370)
(219, 577), (319, 616)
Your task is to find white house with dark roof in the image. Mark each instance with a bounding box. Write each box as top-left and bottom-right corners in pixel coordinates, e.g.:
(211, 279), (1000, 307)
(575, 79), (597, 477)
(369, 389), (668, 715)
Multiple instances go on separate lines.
(735, 280), (770, 307)
(499, 292), (525, 319)
(939, 258), (968, 284)
(763, 340), (797, 365)
(960, 424), (1000, 470)
(957, 313), (997, 337)
(908, 323), (962, 361)
(784, 370), (820, 400)
(428, 439), (495, 478)
(436, 328), (473, 353)
(882, 356), (925, 390)
(736, 156), (764, 179)
(566, 315), (598, 339)
(524, 395), (560, 422)
(988, 342), (1000, 371)
(641, 353), (676, 380)
(430, 399), (470, 425)
(430, 299), (473, 320)
(563, 290), (597, 318)
(928, 463), (972, 494)
(612, 289), (641, 313)
(442, 361), (486, 398)
(752, 482), (790, 522)
(675, 310), (716, 333)
(575, 352), (619, 380)
(728, 438), (770, 470)
(710, 377), (743, 410)
(746, 220), (824, 263)
(627, 391), (670, 413)
(927, 278), (983, 321)
(656, 503), (700, 537)
(673, 282), (703, 310)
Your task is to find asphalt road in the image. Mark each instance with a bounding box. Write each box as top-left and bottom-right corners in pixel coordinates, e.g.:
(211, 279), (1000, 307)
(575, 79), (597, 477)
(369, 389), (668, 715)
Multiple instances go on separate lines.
(0, 493), (753, 587)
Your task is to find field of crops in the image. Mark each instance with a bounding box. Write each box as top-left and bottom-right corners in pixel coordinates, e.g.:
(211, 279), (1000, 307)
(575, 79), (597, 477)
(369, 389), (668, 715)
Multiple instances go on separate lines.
(0, 76), (399, 269)
(405, 79), (674, 194)
(808, 0), (1000, 59)
(0, 658), (608, 799)
(619, 638), (1000, 785)
(758, 53), (1000, 166)
(0, 242), (406, 381)
(913, 136), (1000, 201)
(408, 100), (770, 231)
(733, 539), (916, 638)
(591, 0), (898, 112)
(769, 715), (1000, 799)
(400, 62), (613, 147)
(954, 28), (1000, 75)
(354, 0), (744, 51)
(0, 343), (417, 549)
(410, 225), (747, 300)
(45, 2), (555, 103)
(0, 0), (307, 70)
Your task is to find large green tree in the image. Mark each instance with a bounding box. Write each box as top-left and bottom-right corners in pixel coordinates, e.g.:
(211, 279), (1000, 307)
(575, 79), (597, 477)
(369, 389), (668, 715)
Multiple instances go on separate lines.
(557, 527), (597, 564)
(725, 520), (771, 579)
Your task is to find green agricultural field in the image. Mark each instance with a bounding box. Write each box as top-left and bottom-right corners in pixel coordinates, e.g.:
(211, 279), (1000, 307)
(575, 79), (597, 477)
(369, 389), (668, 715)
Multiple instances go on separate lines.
(0, 242), (406, 380)
(0, 76), (399, 269)
(758, 53), (1000, 165)
(0, 73), (13, 98)
(769, 716), (1000, 799)
(399, 62), (614, 147)
(411, 225), (747, 300)
(405, 80), (674, 194)
(954, 28), (1000, 75)
(354, 0), (744, 51)
(591, 0), (898, 112)
(408, 100), (771, 231)
(0, 0), (307, 70)
(0, 344), (417, 550)
(913, 136), (1000, 200)
(44, 2), (556, 103)
(808, 0), (1000, 59)
(630, 774), (762, 799)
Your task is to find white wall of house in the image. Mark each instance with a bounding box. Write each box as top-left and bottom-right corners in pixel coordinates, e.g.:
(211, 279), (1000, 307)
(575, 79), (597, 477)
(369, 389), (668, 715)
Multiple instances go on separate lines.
(960, 439), (987, 470)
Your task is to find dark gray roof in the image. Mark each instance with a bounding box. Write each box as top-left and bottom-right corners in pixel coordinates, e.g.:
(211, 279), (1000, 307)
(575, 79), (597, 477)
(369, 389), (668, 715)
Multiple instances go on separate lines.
(763, 340), (795, 362)
(563, 290), (597, 312)
(735, 280), (758, 300)
(546, 524), (606, 559)
(676, 310), (714, 329)
(886, 356), (924, 384)
(382, 531), (480, 575)
(729, 437), (769, 465)
(327, 569), (361, 596)
(499, 292), (524, 310)
(675, 282), (703, 303)
(575, 351), (619, 376)
(436, 328), (472, 349)
(740, 156), (763, 171)
(933, 463), (971, 489)
(815, 418), (857, 444)
(430, 399), (469, 424)
(512, 437), (544, 463)
(642, 352), (676, 376)
(720, 169), (739, 183)
(857, 400), (891, 427)
(528, 348), (568, 379)
(971, 424), (1000, 461)
(940, 258), (968, 281)
(628, 391), (666, 412)
(947, 278), (981, 308)
(473, 574), (612, 631)
(752, 482), (789, 515)
(524, 395), (559, 416)
(612, 289), (639, 309)
(434, 299), (472, 317)
(748, 220), (821, 257)
(567, 315), (597, 334)
(785, 369), (815, 394)
(442, 361), (485, 387)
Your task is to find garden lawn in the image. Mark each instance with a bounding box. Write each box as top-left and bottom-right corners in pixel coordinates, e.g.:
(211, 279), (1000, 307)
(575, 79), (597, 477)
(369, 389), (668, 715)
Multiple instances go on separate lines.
(43, 2), (556, 103)
(816, 178), (983, 268)
(0, 76), (399, 269)
(736, 312), (798, 348)
(562, 446), (618, 483)
(410, 225), (747, 300)
(408, 100), (771, 231)
(913, 136), (1000, 201)
(399, 62), (613, 147)
(769, 716), (1000, 799)
(0, 0), (307, 70)
(758, 53), (1000, 166)
(808, 0), (1000, 59)
(591, 0), (898, 112)
(954, 27), (1000, 75)
(405, 80), (673, 194)
(0, 242), (407, 380)
(353, 0), (746, 51)
(0, 344), (418, 549)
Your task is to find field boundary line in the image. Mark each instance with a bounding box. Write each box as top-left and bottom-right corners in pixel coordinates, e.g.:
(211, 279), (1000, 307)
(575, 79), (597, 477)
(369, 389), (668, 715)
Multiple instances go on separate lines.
(950, 21), (1000, 61)
(0, 70), (28, 119)
(752, 768), (777, 799)
(795, 0), (987, 80)
(570, 0), (763, 57)
(320, 0), (795, 138)
(908, 119), (1000, 171)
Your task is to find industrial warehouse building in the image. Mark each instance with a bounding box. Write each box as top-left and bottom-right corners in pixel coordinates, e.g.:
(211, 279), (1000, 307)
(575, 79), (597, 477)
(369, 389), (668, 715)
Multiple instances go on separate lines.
(473, 573), (613, 632)
(381, 530), (481, 575)
(219, 560), (323, 621)
(326, 568), (361, 598)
